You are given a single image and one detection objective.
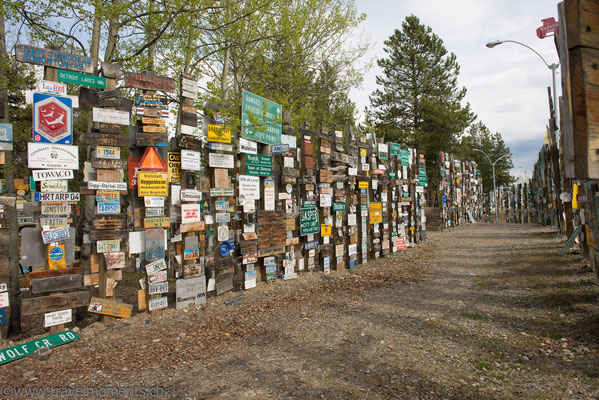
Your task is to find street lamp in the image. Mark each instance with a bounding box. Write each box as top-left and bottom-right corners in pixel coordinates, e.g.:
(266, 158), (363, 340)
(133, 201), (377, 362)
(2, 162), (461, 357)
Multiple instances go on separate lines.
(486, 39), (559, 128)
(473, 148), (510, 224)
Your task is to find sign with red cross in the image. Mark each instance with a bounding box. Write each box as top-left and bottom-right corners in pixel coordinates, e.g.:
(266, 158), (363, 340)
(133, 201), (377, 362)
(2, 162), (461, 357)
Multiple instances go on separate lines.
(33, 92), (73, 145)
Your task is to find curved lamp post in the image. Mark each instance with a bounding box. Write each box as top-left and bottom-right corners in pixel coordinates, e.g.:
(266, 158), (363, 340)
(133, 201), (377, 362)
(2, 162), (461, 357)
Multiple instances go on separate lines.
(473, 148), (511, 224)
(486, 39), (559, 125)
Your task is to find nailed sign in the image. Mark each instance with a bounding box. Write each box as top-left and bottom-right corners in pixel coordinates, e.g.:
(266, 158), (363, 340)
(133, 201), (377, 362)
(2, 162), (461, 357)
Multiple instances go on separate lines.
(41, 202), (71, 215)
(245, 154), (272, 176)
(44, 309), (72, 328)
(88, 297), (132, 318)
(0, 329), (79, 365)
(208, 153), (234, 169)
(28, 142), (79, 170)
(241, 90), (282, 145)
(124, 72), (176, 92)
(15, 44), (93, 73)
(93, 107), (130, 125)
(35, 192), (79, 202)
(41, 227), (70, 244)
(138, 171), (168, 196)
(57, 69), (106, 88)
(181, 150), (201, 171)
(176, 276), (206, 309)
(207, 124), (231, 143)
(300, 208), (319, 236)
(33, 93), (73, 144)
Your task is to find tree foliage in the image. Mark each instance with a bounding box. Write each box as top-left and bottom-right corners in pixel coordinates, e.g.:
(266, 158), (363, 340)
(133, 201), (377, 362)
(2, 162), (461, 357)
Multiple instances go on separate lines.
(367, 15), (475, 170)
(454, 121), (514, 192)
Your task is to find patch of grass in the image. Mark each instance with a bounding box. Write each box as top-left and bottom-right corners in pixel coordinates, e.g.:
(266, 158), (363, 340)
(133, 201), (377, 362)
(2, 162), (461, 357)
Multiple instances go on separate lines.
(477, 361), (493, 371)
(473, 279), (488, 286)
(495, 373), (505, 380)
(551, 333), (563, 340)
(464, 313), (487, 321)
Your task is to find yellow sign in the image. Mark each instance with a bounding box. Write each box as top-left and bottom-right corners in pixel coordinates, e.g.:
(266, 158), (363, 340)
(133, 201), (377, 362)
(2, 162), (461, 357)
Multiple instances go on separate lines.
(369, 202), (382, 224)
(207, 124), (231, 143)
(359, 181), (369, 189)
(586, 225), (595, 247)
(47, 244), (66, 270)
(168, 152), (181, 183)
(138, 171), (168, 197)
(360, 148), (367, 157)
(320, 224), (331, 237)
(572, 183), (579, 209)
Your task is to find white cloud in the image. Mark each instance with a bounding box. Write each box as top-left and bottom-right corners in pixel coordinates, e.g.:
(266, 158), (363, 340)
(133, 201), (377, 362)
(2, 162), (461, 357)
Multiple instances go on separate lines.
(351, 0), (560, 175)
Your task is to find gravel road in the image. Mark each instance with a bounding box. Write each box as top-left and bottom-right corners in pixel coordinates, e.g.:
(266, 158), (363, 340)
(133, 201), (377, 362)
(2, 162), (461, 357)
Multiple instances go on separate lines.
(2, 223), (599, 399)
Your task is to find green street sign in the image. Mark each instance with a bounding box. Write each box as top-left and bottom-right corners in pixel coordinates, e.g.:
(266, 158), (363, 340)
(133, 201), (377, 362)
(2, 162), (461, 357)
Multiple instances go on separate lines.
(390, 143), (401, 155)
(300, 207), (319, 236)
(400, 149), (410, 165)
(245, 154), (272, 176)
(0, 329), (79, 365)
(241, 90), (282, 145)
(57, 69), (106, 89)
(333, 202), (346, 212)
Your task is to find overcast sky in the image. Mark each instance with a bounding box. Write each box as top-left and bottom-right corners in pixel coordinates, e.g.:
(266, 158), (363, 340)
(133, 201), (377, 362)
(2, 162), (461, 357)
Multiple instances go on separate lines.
(350, 0), (560, 177)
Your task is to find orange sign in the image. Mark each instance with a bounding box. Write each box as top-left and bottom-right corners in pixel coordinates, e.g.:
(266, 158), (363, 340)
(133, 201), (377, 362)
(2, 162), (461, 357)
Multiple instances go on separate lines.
(139, 147), (167, 172)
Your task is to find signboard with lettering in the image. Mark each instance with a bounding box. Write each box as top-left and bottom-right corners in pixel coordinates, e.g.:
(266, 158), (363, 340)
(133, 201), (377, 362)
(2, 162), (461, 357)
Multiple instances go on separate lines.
(238, 175), (260, 200)
(168, 152), (181, 183)
(15, 44), (93, 73)
(88, 297), (133, 318)
(181, 204), (201, 224)
(35, 192), (79, 202)
(41, 202), (71, 215)
(138, 171), (168, 196)
(181, 150), (201, 171)
(33, 93), (73, 144)
(369, 203), (383, 224)
(208, 153), (234, 169)
(27, 142), (79, 170)
(47, 244), (66, 269)
(57, 69), (106, 88)
(176, 276), (206, 309)
(241, 90), (281, 145)
(41, 227), (70, 244)
(300, 208), (319, 236)
(245, 154), (272, 176)
(207, 124), (231, 143)
(97, 239), (120, 253)
(40, 180), (68, 193)
(92, 107), (130, 125)
(0, 329), (79, 365)
(239, 137), (258, 154)
(149, 296), (168, 311)
(124, 72), (176, 92)
(145, 228), (165, 261)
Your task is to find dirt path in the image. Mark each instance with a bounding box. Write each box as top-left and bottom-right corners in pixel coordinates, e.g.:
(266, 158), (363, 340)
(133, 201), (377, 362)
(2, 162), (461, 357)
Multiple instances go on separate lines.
(3, 223), (599, 399)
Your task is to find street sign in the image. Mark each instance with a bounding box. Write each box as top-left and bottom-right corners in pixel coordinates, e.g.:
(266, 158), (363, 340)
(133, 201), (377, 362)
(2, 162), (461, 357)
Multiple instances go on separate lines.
(15, 44), (93, 73)
(139, 147), (167, 171)
(271, 144), (289, 154)
(244, 154), (272, 176)
(57, 69), (106, 88)
(241, 90), (281, 145)
(27, 142), (79, 170)
(0, 329), (79, 365)
(33, 92), (72, 144)
(300, 208), (319, 236)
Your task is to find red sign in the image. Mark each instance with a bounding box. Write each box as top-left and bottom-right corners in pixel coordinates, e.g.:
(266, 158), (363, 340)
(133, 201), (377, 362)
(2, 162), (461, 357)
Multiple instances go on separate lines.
(536, 17), (559, 39)
(139, 147), (167, 172)
(373, 169), (385, 175)
(396, 237), (407, 251)
(128, 157), (167, 188)
(33, 93), (72, 144)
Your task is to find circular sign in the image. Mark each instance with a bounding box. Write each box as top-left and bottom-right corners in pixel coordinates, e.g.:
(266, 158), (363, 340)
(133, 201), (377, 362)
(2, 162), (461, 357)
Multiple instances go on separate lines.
(48, 246), (65, 261)
(219, 242), (231, 257)
(286, 184), (292, 193)
(16, 189), (25, 196)
(238, 194), (246, 206)
(217, 225), (229, 242)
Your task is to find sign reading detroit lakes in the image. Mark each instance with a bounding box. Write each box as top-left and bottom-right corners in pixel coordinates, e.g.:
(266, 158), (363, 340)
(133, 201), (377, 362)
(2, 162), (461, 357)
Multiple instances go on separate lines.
(241, 90), (281, 145)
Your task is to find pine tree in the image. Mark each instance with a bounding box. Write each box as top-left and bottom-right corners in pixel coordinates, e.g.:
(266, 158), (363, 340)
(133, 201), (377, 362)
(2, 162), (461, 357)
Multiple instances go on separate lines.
(368, 15), (475, 168)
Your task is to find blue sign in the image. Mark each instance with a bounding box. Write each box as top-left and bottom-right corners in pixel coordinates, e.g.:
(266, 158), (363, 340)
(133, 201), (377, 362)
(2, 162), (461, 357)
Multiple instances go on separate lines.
(219, 242), (231, 257)
(48, 246), (65, 262)
(0, 123), (13, 151)
(0, 308), (4, 324)
(32, 92), (73, 145)
(442, 194), (447, 207)
(271, 143), (289, 154)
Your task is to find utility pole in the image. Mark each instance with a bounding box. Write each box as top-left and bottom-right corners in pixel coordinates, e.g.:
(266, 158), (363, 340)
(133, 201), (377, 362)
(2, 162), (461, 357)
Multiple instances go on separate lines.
(473, 149), (510, 224)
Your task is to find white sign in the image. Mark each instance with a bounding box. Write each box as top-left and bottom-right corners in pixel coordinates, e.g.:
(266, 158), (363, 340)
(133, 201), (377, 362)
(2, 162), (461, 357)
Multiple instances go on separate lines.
(0, 292), (8, 308)
(319, 193), (332, 208)
(181, 204), (201, 224)
(88, 181), (127, 190)
(35, 192), (79, 202)
(181, 150), (201, 171)
(96, 146), (120, 159)
(40, 180), (68, 193)
(27, 142), (79, 170)
(145, 258), (167, 274)
(44, 309), (72, 328)
(180, 189), (202, 202)
(209, 143), (233, 152)
(208, 153), (234, 169)
(37, 80), (67, 96)
(239, 137), (258, 154)
(264, 178), (275, 211)
(284, 157), (294, 168)
(32, 169), (74, 181)
(0, 283), (6, 292)
(348, 167), (357, 176)
(92, 107), (130, 125)
(181, 124), (201, 137)
(176, 276), (206, 309)
(145, 207), (164, 217)
(217, 225), (229, 242)
(348, 213), (357, 226)
(238, 175), (260, 200)
(144, 197), (165, 208)
(148, 270), (167, 283)
(280, 134), (297, 149)
(149, 296), (168, 311)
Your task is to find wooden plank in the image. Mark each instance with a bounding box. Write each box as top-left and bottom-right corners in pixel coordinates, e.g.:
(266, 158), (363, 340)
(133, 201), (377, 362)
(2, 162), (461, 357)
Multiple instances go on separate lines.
(178, 135), (203, 151)
(142, 117), (165, 126)
(85, 132), (129, 147)
(83, 274), (99, 286)
(136, 133), (168, 146)
(21, 267), (83, 288)
(92, 214), (127, 230)
(565, 0), (599, 50)
(142, 125), (167, 134)
(100, 62), (123, 79)
(31, 274), (82, 294)
(21, 291), (90, 316)
(98, 98), (132, 112)
(144, 217), (170, 228)
(142, 107), (162, 118)
(90, 230), (128, 241)
(180, 111), (197, 127)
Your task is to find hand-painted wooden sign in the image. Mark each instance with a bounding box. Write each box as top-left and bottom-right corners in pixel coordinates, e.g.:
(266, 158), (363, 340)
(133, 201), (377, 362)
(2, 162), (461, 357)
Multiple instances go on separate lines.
(144, 217), (170, 228)
(0, 329), (79, 365)
(16, 44), (93, 73)
(88, 297), (132, 318)
(92, 214), (126, 230)
(145, 228), (165, 261)
(21, 291), (90, 316)
(93, 107), (130, 125)
(124, 72), (176, 92)
(91, 157), (127, 169)
(32, 274), (81, 294)
(104, 252), (126, 269)
(175, 276), (206, 309)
